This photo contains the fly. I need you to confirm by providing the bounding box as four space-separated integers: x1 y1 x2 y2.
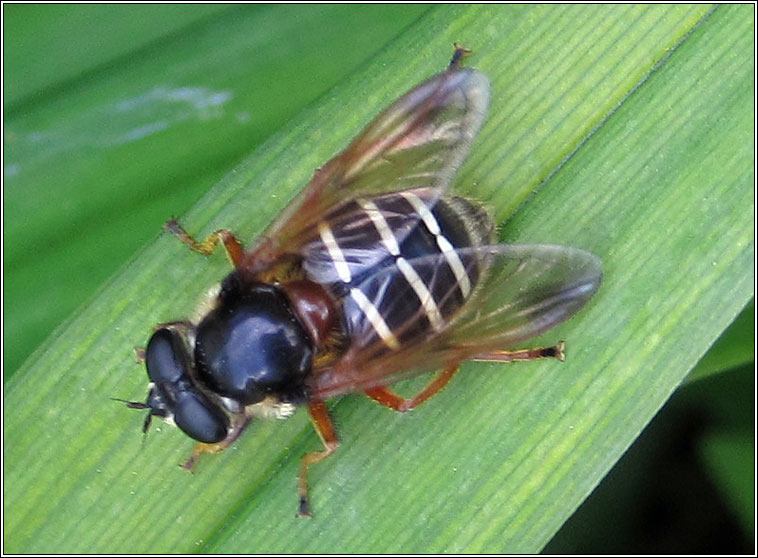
118 44 602 517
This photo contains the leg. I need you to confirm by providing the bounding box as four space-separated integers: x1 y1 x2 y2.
298 400 339 517
449 43 472 71
180 415 252 472
133 346 146 363
364 365 459 412
473 341 565 363
364 342 564 413
164 217 244 267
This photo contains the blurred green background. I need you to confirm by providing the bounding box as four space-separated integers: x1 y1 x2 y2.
4 4 753 553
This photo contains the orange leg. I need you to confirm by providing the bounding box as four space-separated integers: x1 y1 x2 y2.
298 400 340 517
365 342 565 413
180 415 253 472
164 217 245 267
364 365 460 412
473 341 565 363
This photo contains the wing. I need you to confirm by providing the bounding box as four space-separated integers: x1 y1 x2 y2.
307 244 602 399
240 65 490 273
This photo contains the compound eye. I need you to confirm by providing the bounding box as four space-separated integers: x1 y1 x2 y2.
145 328 191 385
173 391 230 443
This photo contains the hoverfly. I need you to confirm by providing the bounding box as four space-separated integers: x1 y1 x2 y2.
119 45 602 517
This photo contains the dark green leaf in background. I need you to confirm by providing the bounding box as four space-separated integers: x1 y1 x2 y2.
4 3 429 376
546 364 754 554
3 4 754 553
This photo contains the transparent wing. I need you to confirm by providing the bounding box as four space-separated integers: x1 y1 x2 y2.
308 244 602 399
441 244 603 349
242 66 490 272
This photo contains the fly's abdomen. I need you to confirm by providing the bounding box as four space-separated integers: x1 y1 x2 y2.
303 189 494 351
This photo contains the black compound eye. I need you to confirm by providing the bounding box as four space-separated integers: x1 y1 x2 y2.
173 391 229 443
145 328 191 386
142 327 229 443
195 282 314 405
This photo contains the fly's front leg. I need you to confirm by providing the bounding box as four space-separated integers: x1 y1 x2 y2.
164 217 245 267
298 400 339 517
180 415 252 472
364 365 459 412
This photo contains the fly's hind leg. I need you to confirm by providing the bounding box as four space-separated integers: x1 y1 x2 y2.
449 43 472 71
164 217 244 267
364 342 565 413
364 365 460 412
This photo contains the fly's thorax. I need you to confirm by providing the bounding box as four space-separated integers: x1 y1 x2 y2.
193 273 315 406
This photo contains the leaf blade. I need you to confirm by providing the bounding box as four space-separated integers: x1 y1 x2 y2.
4 4 752 554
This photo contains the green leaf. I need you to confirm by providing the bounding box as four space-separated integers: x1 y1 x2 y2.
687 299 754 382
545 362 754 553
700 432 755 536
3 4 231 107
3 4 429 375
4 4 753 553
693 363 755 539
